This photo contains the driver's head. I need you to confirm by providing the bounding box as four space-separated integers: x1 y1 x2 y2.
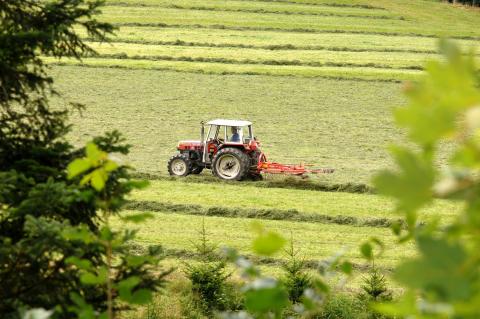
231 126 239 134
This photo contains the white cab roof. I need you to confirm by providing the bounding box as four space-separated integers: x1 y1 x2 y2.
207 119 252 126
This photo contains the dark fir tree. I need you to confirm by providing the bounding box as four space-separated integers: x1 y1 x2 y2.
0 1 168 318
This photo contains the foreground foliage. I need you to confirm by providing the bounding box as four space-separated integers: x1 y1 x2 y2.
0 0 168 317
373 41 480 317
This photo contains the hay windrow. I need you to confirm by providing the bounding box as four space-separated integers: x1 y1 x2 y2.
124 200 401 228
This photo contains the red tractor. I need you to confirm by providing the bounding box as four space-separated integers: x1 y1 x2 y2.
168 119 333 181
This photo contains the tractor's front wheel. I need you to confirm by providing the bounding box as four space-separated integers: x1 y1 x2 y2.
212 148 250 181
167 154 192 177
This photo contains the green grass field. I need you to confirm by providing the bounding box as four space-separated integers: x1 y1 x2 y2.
51 65 407 184
48 0 479 313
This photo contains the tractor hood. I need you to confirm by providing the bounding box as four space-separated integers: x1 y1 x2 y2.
177 140 203 151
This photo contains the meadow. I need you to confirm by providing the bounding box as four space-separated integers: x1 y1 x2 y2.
45 0 480 316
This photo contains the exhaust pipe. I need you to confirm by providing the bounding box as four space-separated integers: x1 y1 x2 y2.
200 121 206 164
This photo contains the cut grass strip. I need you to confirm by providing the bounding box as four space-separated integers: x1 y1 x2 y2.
81 26 480 54
45 57 422 82
107 0 387 11
230 0 387 10
105 1 402 20
101 6 480 39
113 22 480 41
100 6 409 34
114 210 415 269
86 38 442 55
92 53 425 71
125 200 402 228
86 42 444 70
130 180 460 223
131 172 375 194
130 245 392 272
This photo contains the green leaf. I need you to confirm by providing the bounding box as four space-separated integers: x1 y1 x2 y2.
373 291 418 316
244 279 289 315
252 230 286 256
126 255 149 267
374 146 435 213
103 160 118 172
130 289 153 305
118 276 141 302
67 158 91 179
313 278 330 293
65 257 92 270
340 261 353 275
80 267 107 285
62 226 96 244
394 236 471 301
90 169 107 191
390 221 402 236
360 242 373 260
85 142 104 164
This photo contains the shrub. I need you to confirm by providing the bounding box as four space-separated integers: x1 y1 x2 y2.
357 261 392 319
184 220 234 315
359 266 392 303
185 262 231 313
281 238 312 303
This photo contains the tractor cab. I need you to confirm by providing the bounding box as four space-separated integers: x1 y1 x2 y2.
201 119 257 163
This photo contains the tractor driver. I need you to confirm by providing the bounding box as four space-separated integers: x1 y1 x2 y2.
230 126 241 142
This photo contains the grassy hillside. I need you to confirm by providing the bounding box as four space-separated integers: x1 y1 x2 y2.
48 1 478 308
51 66 406 184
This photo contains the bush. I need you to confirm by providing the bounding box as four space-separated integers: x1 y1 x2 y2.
281 239 312 303
184 220 237 315
357 263 392 319
358 266 392 303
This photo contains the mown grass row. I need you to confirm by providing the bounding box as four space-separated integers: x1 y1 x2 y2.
125 200 401 228
100 5 480 39
132 172 374 194
84 41 442 70
86 38 444 55
46 58 420 82
130 244 392 272
101 7 409 35
78 26 480 54
91 53 425 71
106 0 388 11
106 2 402 20
112 22 480 41
114 210 415 269
232 0 385 10
129 180 460 223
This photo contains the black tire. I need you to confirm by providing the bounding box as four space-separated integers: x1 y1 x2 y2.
212 148 250 181
191 165 204 174
167 154 192 177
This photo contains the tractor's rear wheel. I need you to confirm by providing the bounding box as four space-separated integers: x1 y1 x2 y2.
212 148 250 181
167 154 192 177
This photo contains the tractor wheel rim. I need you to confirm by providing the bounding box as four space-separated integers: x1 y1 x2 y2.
171 159 187 175
216 154 241 179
